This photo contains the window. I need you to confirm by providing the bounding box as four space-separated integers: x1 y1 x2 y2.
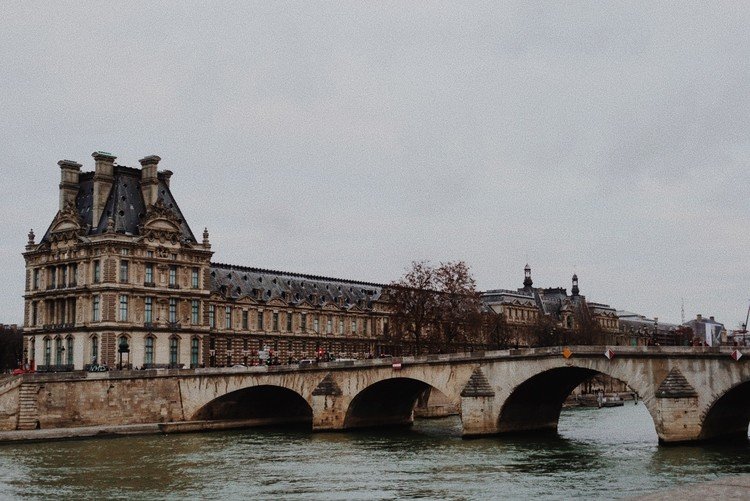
44 338 51 366
93 260 100 283
61 267 68 287
145 336 154 365
208 305 215 328
169 266 177 287
92 295 100 322
90 336 98 365
145 263 154 284
169 298 177 323
191 268 199 288
191 300 199 325
55 337 63 365
169 337 179 365
225 306 232 329
66 337 73 365
339 318 344 335
121 248 129 256
120 260 129 283
145 297 153 323
257 311 264 330
31 302 38 326
33 269 40 290
327 317 332 334
191 338 199 366
286 312 292 332
70 264 77 285
146 250 153 258
363 319 368 335
242 310 248 330
49 266 56 288
301 313 307 332
273 312 279 331
119 295 128 322
352 319 357 334
313 316 319 333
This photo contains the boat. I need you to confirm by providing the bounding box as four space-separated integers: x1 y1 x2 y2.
599 395 624 408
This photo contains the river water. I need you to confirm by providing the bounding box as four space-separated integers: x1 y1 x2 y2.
0 403 747 500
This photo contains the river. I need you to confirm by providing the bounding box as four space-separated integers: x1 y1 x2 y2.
0 403 747 500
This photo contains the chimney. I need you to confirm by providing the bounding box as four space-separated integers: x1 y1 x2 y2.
91 151 116 227
139 155 161 207
58 160 82 210
161 169 173 188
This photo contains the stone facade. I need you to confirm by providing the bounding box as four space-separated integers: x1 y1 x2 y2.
23 153 392 371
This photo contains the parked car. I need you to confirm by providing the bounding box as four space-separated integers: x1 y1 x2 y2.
298 359 316 368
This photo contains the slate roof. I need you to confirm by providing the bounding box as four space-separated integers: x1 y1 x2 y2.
209 263 383 309
41 166 196 244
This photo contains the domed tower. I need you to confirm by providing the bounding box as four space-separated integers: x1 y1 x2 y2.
523 264 533 291
571 274 580 296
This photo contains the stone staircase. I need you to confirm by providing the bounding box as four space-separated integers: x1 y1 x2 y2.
16 384 40 430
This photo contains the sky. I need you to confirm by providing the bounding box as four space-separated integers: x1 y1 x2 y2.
1 2 748 327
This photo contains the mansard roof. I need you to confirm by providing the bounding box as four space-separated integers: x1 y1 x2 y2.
41 166 196 244
209 263 384 310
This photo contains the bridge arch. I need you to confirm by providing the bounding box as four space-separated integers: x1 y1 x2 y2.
496 364 657 436
699 379 750 441
344 376 452 429
192 384 312 427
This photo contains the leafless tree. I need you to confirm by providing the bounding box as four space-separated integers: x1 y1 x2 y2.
388 261 439 353
435 261 481 347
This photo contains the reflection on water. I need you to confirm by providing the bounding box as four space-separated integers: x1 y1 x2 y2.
0 403 747 500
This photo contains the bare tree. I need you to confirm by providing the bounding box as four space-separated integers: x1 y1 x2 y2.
435 261 481 347
388 261 439 354
483 311 513 349
533 316 561 347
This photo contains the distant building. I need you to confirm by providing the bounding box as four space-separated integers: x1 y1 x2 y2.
616 312 680 346
684 314 725 347
481 266 619 346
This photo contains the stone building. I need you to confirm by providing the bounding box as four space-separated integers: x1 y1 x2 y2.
22 153 391 371
481 265 620 346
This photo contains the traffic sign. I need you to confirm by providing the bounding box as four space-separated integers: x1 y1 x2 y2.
562 347 572 359
731 349 743 361
604 349 615 360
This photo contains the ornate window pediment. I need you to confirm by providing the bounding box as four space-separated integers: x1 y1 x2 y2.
48 201 85 242
139 199 182 243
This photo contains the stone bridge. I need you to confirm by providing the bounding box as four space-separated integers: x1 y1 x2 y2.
1 346 748 444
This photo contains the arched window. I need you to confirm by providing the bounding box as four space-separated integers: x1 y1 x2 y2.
90 335 99 365
55 337 63 366
191 337 200 367
144 336 155 366
44 337 51 366
169 337 179 366
66 336 74 366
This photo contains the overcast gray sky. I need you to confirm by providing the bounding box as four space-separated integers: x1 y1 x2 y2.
1 2 748 327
